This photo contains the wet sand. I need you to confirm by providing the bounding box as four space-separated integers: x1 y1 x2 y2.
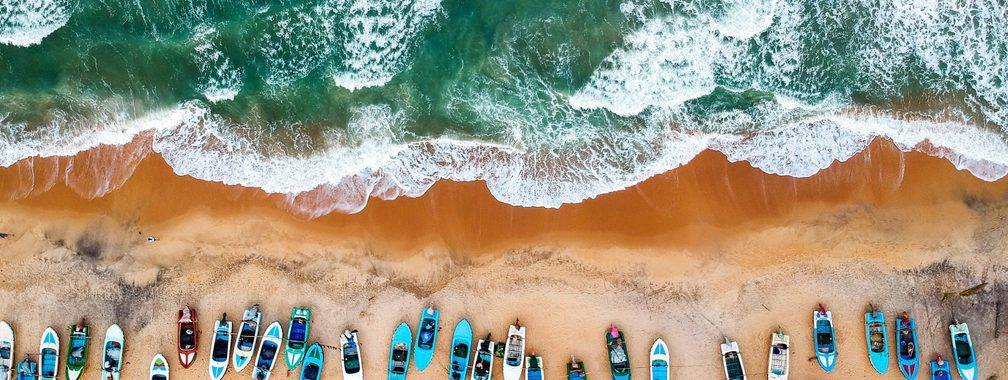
0 137 1006 379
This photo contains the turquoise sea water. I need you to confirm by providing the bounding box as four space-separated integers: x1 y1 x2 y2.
1 0 1006 215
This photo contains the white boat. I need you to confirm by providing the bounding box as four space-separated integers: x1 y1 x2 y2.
502 323 526 380
721 337 747 380
0 321 13 380
649 338 669 380
149 353 169 380
471 335 495 380
38 328 59 380
101 324 125 380
208 314 232 380
339 330 364 380
233 304 262 372
251 322 283 380
767 328 790 380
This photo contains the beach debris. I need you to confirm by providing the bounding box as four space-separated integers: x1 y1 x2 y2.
147 236 157 243
942 282 988 301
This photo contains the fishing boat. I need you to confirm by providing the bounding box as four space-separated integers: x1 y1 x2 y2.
502 321 526 380
177 305 198 368
17 354 36 380
340 328 364 378
38 328 58 380
649 339 669 380
813 305 838 372
299 343 324 380
566 356 586 380
930 354 951 380
470 334 494 380
150 353 169 380
0 322 12 380
233 304 262 372
208 314 232 380
65 319 88 380
388 322 413 380
251 321 283 380
605 325 630 380
449 319 473 380
101 324 124 380
767 328 789 380
339 329 364 380
865 306 889 374
721 337 746 380
948 321 977 380
413 307 439 372
896 312 919 379
285 307 312 370
526 354 544 380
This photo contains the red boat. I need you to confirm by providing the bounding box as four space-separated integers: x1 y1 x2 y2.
177 305 198 368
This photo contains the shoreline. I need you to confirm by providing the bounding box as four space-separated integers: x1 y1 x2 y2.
0 138 1005 379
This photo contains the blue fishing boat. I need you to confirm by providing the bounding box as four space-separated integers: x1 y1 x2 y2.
864 306 888 374
298 343 324 380
525 354 544 380
813 304 837 372
17 354 36 380
649 339 669 380
929 355 951 380
896 313 920 379
449 319 473 380
948 321 977 380
388 322 413 380
413 307 439 372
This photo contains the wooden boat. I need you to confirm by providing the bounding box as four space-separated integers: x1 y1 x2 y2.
450 320 473 380
298 343 324 380
177 305 198 368
649 339 669 380
413 307 439 372
284 307 312 370
251 321 283 380
929 354 951 380
566 356 586 380
233 304 262 372
208 314 232 380
150 353 169 380
101 324 124 380
865 306 889 374
526 354 544 380
388 322 413 380
948 321 977 380
38 328 58 380
65 320 89 380
896 312 919 379
721 337 746 380
0 322 14 380
767 328 789 380
470 334 494 380
339 329 364 380
605 325 630 380
813 305 837 372
17 354 36 380
502 321 526 380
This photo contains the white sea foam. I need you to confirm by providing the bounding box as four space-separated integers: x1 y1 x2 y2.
193 27 243 102
329 0 442 91
0 0 73 46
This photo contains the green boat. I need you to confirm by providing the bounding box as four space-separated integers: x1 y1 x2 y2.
284 307 312 370
65 319 89 380
606 325 630 380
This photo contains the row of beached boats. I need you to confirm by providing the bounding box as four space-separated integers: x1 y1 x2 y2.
0 319 123 380
720 304 980 380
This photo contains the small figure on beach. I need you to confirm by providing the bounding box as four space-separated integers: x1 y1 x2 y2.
147 236 157 243
0 232 8 239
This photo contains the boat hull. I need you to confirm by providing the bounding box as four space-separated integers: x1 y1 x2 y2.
649 339 669 380
389 322 413 380
65 324 88 380
413 308 439 372
948 323 977 380
177 307 198 369
232 306 262 373
605 327 630 380
208 319 232 380
502 325 526 380
721 340 747 380
470 339 494 380
896 317 919 379
298 343 324 380
339 330 364 380
526 356 544 380
0 322 12 380
767 332 789 380
101 324 124 380
930 358 952 380
38 328 59 380
150 353 169 380
251 322 284 380
284 307 312 371
865 311 889 375
814 310 838 372
449 320 473 380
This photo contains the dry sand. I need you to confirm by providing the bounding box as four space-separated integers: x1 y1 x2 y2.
0 137 1006 379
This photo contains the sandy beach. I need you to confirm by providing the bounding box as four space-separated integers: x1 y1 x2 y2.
0 137 1006 379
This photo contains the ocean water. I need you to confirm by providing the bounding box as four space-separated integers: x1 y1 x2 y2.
1 0 1006 216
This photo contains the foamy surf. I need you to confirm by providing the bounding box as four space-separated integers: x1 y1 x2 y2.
0 0 73 46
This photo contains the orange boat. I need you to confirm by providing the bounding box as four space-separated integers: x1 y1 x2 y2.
178 305 198 368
